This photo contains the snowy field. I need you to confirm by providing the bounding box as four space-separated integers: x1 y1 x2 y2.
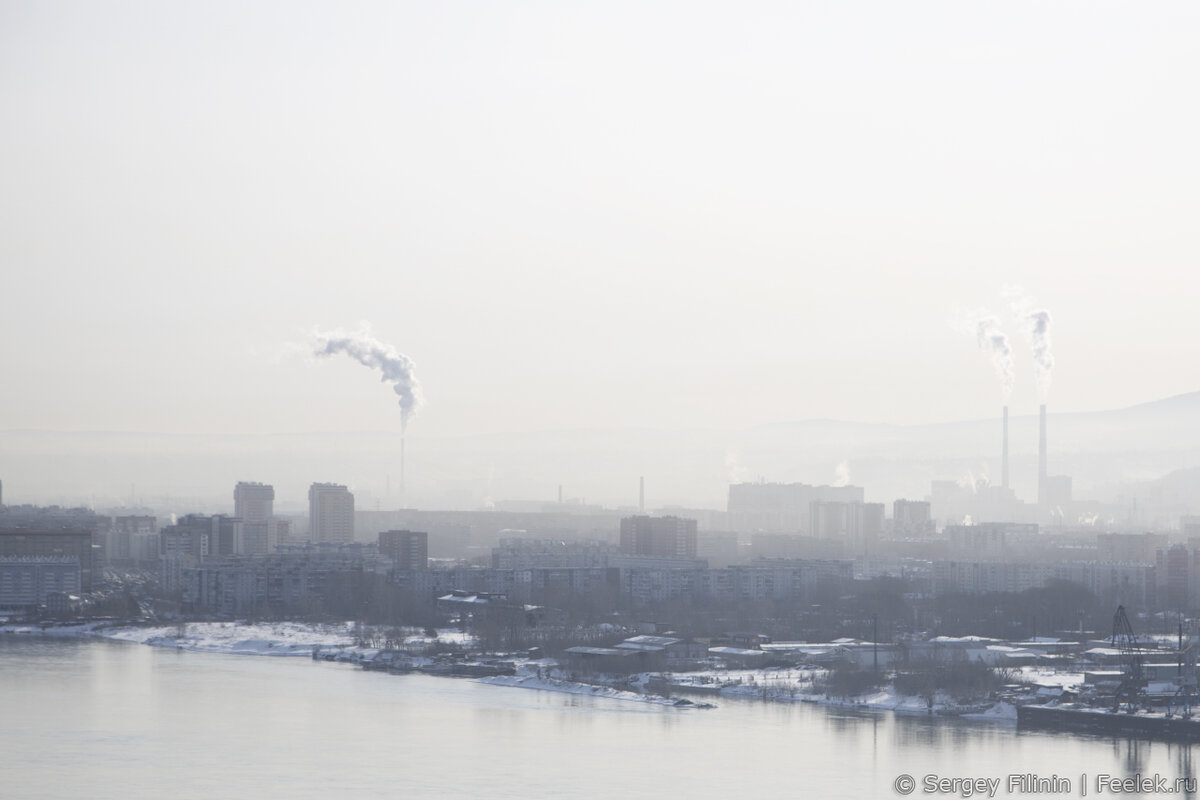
1017 666 1084 689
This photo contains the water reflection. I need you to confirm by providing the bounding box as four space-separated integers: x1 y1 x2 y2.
9 638 1200 800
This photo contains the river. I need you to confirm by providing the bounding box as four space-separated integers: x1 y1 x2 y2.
2 637 1198 799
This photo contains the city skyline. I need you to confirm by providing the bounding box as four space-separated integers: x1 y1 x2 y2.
3 387 1200 513
7 4 1200 795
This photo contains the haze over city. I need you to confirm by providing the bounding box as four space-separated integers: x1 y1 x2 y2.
8 3 1200 798
3 2 1198 444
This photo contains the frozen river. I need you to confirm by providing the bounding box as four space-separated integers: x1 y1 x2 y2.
3 637 1199 799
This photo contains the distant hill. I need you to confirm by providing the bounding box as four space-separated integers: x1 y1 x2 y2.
3 392 1200 514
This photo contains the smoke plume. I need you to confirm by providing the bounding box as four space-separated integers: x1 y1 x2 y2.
974 315 1015 402
1022 308 1054 399
311 325 423 431
724 453 748 484
954 309 1015 401
1005 288 1055 400
833 459 851 487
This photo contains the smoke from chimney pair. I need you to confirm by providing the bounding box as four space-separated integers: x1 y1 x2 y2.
961 292 1056 499
961 294 1055 403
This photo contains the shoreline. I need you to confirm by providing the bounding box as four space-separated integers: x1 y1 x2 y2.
0 619 1027 720
477 673 714 708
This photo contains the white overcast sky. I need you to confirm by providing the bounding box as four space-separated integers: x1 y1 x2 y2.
2 1 1198 440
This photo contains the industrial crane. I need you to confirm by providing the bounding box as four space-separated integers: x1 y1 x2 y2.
1111 605 1147 712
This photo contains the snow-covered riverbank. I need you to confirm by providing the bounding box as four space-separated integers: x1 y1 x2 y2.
478 673 714 708
102 621 359 655
0 621 1048 722
0 620 472 659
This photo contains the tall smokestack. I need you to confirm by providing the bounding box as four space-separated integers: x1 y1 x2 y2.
1038 404 1047 504
558 485 563 505
639 476 645 511
400 438 406 497
1002 406 1010 490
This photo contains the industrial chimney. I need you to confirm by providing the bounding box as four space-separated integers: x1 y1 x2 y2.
639 476 645 511
1038 404 1047 504
1001 406 1010 491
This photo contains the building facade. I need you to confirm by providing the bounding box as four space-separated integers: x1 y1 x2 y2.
619 515 698 558
0 556 81 609
309 483 354 544
234 482 275 556
893 499 934 536
0 529 94 591
378 530 428 570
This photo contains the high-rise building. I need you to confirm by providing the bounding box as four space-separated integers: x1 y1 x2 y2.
309 483 354 544
809 501 884 551
849 502 885 552
619 515 697 558
893 499 934 536
104 515 157 564
269 518 292 548
378 530 428 570
1157 544 1193 609
234 482 275 555
160 514 238 559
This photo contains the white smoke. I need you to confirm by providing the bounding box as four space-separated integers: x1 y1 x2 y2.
724 453 748 484
311 324 423 431
833 459 850 487
975 315 1015 402
955 468 991 494
954 309 1015 402
1004 287 1055 401
1023 308 1054 399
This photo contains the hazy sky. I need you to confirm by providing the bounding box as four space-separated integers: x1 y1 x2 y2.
3 1 1198 441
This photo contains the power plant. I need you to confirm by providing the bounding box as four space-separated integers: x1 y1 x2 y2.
963 299 1062 522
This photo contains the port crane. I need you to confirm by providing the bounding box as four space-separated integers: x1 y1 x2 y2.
1111 605 1147 712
